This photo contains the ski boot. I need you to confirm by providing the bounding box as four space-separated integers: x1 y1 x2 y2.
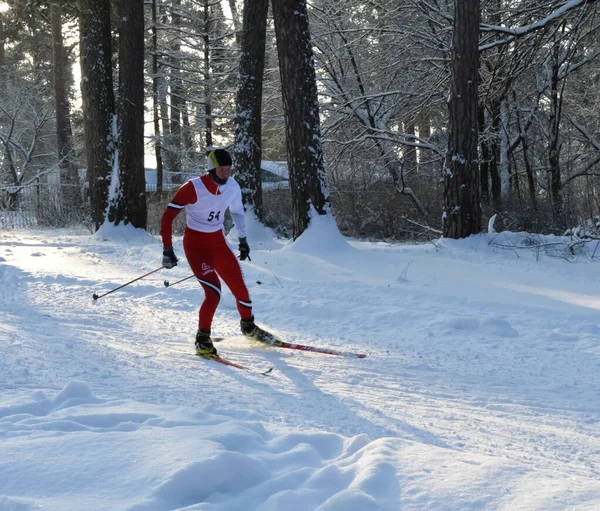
240 316 276 344
195 329 218 358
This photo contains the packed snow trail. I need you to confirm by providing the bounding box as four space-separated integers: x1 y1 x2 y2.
1 224 599 510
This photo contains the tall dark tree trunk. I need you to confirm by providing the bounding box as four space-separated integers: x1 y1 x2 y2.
159 3 171 185
113 0 147 228
234 0 268 220
0 14 7 181
480 0 503 213
443 0 481 238
478 101 501 212
478 105 490 205
203 0 213 148
0 15 5 89
548 41 563 226
167 0 183 182
51 4 76 187
182 105 195 162
513 90 537 212
79 0 115 230
151 0 164 192
489 100 502 211
272 0 331 239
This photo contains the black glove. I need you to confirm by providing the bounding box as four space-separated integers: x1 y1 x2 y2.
162 247 178 269
238 237 251 261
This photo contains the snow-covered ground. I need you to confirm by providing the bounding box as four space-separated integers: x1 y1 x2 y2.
1 217 600 510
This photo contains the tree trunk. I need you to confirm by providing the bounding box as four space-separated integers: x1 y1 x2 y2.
113 0 147 228
416 111 431 176
272 0 331 239
182 105 195 163
151 0 164 193
548 41 563 226
0 15 5 89
513 90 537 212
79 0 115 230
159 3 171 185
478 104 490 205
234 0 269 220
51 4 76 185
0 15 8 180
499 98 510 198
404 121 417 175
227 0 243 47
443 0 481 239
203 0 213 148
167 0 183 182
489 100 502 211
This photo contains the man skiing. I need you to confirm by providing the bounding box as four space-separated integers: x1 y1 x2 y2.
160 148 268 357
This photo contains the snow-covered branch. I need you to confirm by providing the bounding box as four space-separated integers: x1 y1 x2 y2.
480 0 597 50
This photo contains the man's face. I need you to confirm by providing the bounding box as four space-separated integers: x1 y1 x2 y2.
215 165 231 182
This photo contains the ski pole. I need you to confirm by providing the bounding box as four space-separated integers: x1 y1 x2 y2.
164 274 196 288
92 266 164 300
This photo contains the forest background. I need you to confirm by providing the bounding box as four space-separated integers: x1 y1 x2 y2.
1 0 600 242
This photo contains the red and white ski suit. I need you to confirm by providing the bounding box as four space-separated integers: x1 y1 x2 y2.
160 174 252 330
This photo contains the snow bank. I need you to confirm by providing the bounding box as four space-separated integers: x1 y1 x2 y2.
226 210 281 252
94 222 156 246
0 383 400 511
285 212 354 257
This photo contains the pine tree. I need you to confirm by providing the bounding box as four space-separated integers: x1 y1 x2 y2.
79 0 115 230
112 0 147 228
272 0 331 239
443 0 482 239
234 0 269 220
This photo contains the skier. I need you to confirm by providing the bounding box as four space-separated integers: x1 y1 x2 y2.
160 148 269 357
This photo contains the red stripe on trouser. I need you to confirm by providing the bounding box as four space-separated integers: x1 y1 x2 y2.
183 228 252 330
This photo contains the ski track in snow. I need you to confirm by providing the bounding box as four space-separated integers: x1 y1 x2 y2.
1 227 600 510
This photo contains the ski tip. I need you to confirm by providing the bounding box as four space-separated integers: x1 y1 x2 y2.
356 353 368 359
262 367 274 376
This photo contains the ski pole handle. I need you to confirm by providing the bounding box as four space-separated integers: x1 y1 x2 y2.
92 266 164 300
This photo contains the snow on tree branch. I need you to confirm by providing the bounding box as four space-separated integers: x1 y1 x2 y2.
481 0 595 37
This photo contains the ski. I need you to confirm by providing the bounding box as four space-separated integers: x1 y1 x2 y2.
168 349 273 375
210 332 367 358
204 354 274 375
241 331 368 358
261 338 367 358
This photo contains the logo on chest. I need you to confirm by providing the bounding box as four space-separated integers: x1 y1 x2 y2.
201 262 214 275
